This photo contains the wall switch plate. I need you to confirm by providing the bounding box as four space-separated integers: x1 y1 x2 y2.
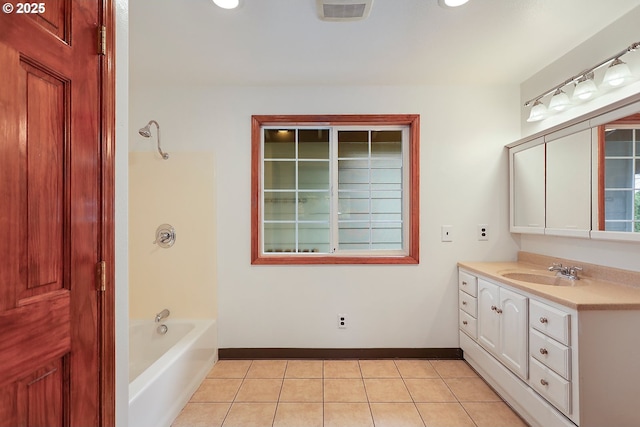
441 225 453 242
338 314 347 329
478 224 489 241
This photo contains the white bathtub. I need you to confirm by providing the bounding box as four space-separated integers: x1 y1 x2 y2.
129 319 217 427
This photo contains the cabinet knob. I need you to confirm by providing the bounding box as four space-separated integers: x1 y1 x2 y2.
491 305 497 311
539 348 548 355
462 301 467 305
539 317 548 324
540 379 549 386
495 308 503 314
462 281 467 286
462 320 468 325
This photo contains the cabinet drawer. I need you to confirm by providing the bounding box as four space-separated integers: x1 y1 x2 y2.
459 291 477 317
529 357 571 415
530 329 571 380
459 310 477 339
530 299 570 345
459 271 478 297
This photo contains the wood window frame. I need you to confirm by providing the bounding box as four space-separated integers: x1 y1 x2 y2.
251 114 420 265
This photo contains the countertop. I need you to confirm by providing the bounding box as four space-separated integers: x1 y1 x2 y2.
458 252 640 311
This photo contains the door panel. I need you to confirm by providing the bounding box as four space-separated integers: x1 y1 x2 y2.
500 288 528 379
0 1 102 425
477 279 499 355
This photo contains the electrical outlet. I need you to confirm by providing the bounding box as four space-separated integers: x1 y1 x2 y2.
337 314 347 329
441 225 453 242
478 224 489 241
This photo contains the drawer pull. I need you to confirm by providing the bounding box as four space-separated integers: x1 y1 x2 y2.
462 320 468 325
539 317 548 324
462 281 467 286
462 301 467 305
539 348 548 355
540 379 549 386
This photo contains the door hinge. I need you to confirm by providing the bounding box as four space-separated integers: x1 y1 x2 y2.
97 261 106 292
98 25 106 56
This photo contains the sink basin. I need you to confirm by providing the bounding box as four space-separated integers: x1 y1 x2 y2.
501 272 581 286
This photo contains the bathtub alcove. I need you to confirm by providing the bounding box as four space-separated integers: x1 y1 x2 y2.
128 151 218 426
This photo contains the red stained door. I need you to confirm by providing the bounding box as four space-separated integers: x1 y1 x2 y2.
0 0 106 425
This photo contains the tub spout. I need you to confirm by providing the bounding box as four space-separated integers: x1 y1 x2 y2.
155 309 170 323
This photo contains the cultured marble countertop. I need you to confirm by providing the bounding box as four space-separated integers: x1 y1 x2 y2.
458 252 640 311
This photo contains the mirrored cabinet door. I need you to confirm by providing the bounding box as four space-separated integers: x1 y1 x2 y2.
546 128 592 237
510 140 545 234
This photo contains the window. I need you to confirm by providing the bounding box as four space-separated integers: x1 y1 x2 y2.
251 115 419 264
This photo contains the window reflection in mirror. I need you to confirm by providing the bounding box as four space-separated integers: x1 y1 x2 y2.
599 113 640 232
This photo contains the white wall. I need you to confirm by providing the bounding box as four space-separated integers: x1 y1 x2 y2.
518 6 640 272
129 84 521 349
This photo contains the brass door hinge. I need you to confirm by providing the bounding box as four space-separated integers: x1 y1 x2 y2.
97 261 106 292
98 25 106 56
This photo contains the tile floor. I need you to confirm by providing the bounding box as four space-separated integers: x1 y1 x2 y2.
172 359 528 427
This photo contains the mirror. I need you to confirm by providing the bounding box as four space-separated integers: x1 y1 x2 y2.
510 141 545 233
596 113 640 233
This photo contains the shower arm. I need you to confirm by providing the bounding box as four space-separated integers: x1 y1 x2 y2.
149 120 169 160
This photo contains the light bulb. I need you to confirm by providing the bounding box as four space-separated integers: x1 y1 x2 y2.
438 0 470 7
526 100 548 122
602 58 632 88
548 89 571 112
573 74 597 101
213 0 239 9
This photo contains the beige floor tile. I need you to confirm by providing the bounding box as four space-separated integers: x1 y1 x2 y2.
191 379 243 402
235 379 283 402
404 379 457 403
324 378 368 402
461 402 528 427
324 403 374 427
285 360 323 378
415 402 475 427
323 360 362 378
245 360 287 378
222 403 277 427
370 403 426 427
207 360 252 379
272 403 323 427
364 378 412 402
359 360 401 378
395 360 439 378
279 379 323 402
172 403 231 427
430 360 478 378
444 377 500 402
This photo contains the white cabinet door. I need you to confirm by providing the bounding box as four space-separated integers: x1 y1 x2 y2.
478 279 500 355
500 288 528 379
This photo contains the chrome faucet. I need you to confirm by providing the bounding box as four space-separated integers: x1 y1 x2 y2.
155 308 170 323
548 263 582 280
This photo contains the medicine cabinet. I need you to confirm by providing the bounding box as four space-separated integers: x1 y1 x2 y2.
509 95 640 242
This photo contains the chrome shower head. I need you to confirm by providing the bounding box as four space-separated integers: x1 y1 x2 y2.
138 124 152 138
138 120 169 160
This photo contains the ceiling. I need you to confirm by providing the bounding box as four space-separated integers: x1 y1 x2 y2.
129 0 640 87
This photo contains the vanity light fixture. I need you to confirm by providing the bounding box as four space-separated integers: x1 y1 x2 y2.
438 0 470 7
524 41 640 121
548 88 571 112
212 0 239 9
572 73 598 101
526 99 548 122
602 57 632 88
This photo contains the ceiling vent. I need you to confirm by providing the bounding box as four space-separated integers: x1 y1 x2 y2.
317 0 373 22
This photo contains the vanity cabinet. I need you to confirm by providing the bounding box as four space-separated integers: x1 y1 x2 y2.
459 267 640 427
477 279 528 380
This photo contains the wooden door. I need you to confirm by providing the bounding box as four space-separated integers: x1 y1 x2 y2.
0 0 108 425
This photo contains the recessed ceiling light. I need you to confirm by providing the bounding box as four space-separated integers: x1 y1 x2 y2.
213 0 239 9
438 0 470 7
